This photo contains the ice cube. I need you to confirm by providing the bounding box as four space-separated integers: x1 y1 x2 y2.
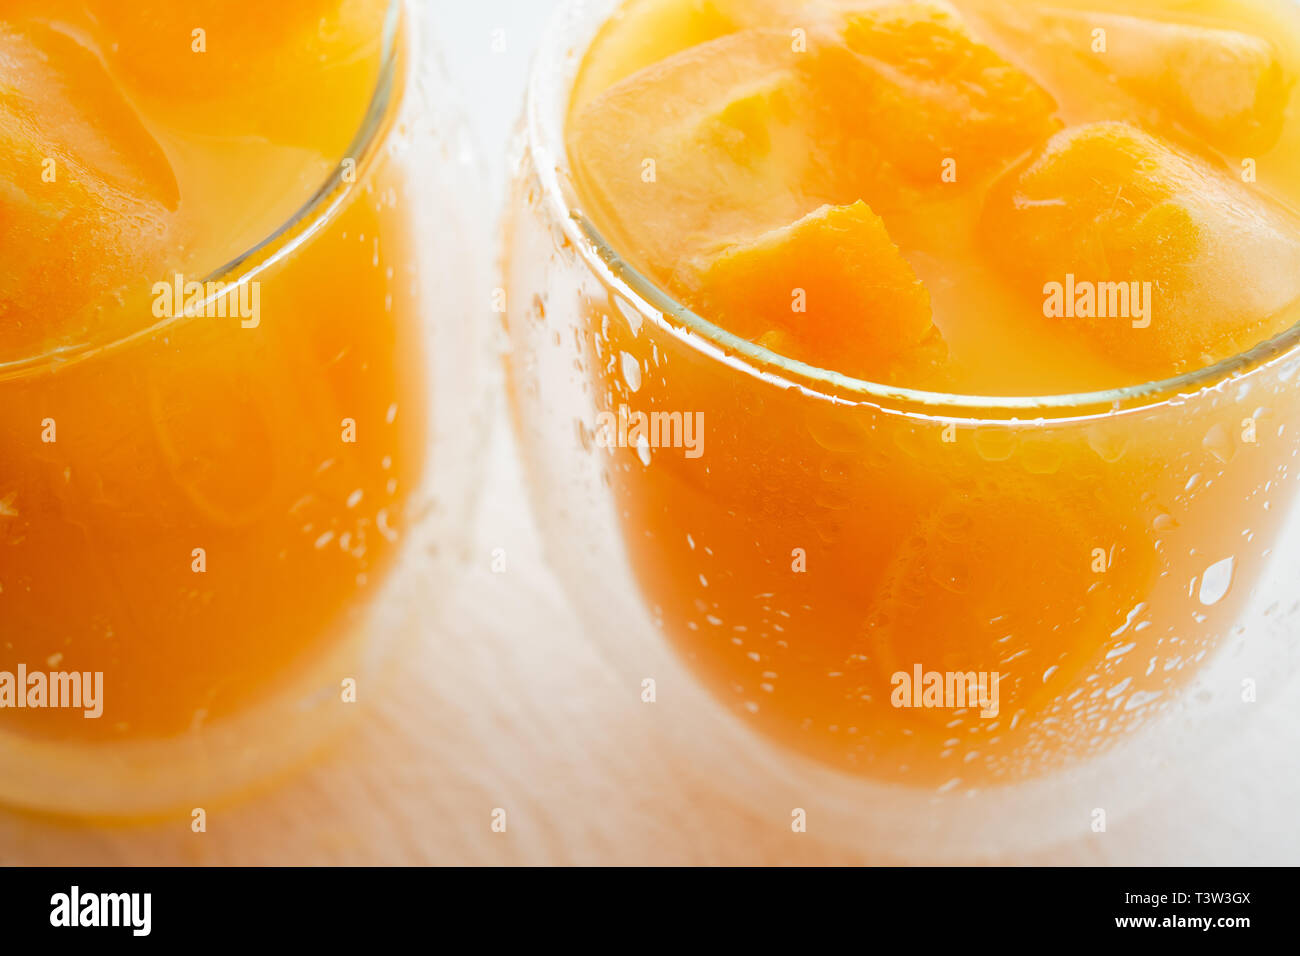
0 21 178 355
982 121 1300 376
570 0 817 110
981 5 1291 151
88 0 388 153
568 29 838 287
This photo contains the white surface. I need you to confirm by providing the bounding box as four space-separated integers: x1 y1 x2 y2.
436 0 556 215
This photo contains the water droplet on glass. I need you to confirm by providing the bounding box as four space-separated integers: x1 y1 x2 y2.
1020 440 1063 475
620 351 642 393
1198 557 1235 606
1203 424 1235 463
614 295 644 336
1105 676 1133 699
1086 427 1128 463
1153 511 1179 532
974 429 1017 462
1111 603 1145 637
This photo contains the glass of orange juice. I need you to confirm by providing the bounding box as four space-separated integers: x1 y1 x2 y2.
505 0 1300 857
0 0 489 816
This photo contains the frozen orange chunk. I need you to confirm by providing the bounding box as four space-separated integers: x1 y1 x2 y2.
687 202 940 380
0 21 178 356
571 0 740 112
568 30 835 286
87 0 388 155
802 0 1061 188
1007 7 1291 151
982 122 1300 376
570 0 813 109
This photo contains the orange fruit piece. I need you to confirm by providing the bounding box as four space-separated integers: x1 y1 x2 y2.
690 201 940 381
858 477 1156 779
802 0 1061 188
0 20 178 358
86 0 388 155
982 121 1300 377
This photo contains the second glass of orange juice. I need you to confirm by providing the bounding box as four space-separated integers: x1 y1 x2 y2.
0 0 489 816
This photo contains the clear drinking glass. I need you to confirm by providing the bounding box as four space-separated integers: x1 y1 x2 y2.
0 0 490 817
504 0 1300 859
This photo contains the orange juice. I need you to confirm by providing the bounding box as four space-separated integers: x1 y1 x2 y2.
0 0 428 758
562 0 1300 785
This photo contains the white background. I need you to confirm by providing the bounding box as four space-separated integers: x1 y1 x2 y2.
437 0 559 207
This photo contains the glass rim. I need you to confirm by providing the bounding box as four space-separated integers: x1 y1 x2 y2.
528 0 1300 423
0 0 403 383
